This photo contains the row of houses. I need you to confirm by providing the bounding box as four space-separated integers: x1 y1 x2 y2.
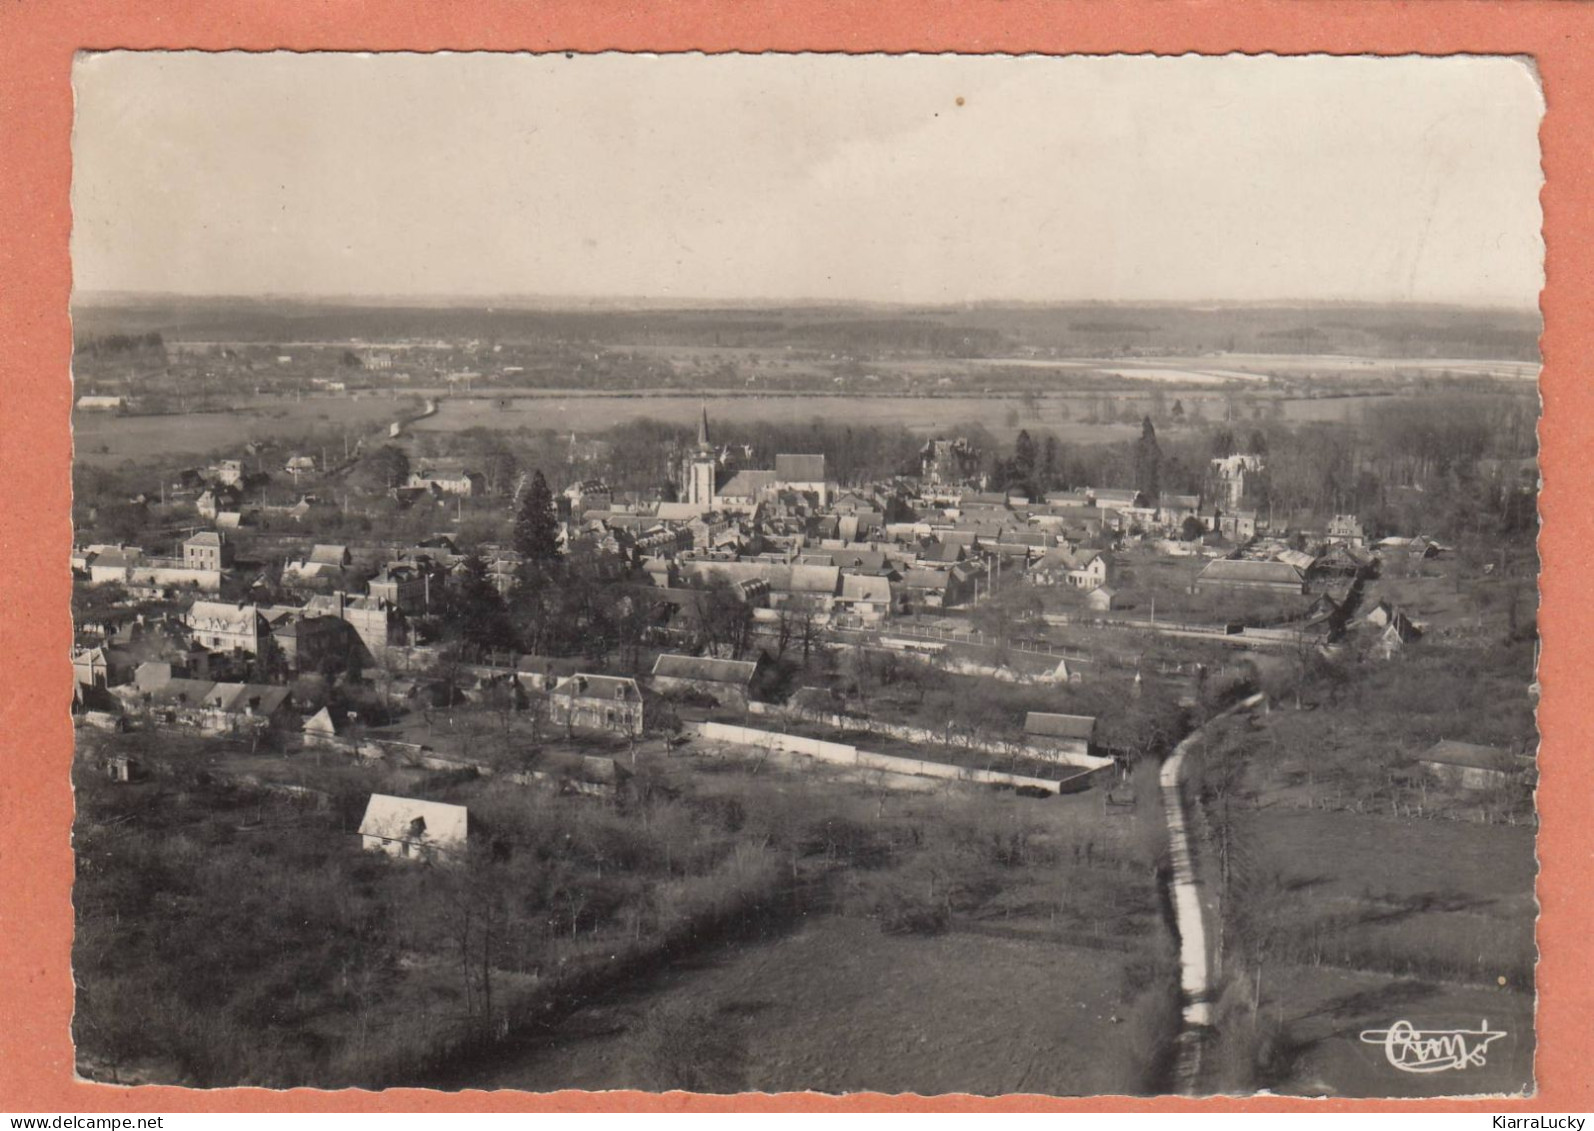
73 532 235 594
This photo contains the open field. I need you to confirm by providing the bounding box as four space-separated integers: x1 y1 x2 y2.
70 386 1470 466
1236 806 1536 1096
71 296 1542 364
410 392 1148 446
73 395 409 466
452 912 1153 1096
406 388 1426 443
424 741 1173 1094
74 715 1172 1091
1244 806 1536 973
1260 966 1534 1098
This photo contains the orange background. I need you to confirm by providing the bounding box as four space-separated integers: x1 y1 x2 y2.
2 1 1588 1113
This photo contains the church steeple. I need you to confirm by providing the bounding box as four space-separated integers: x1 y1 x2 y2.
682 402 718 508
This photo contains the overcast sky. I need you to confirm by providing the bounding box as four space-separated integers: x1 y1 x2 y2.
71 52 1544 308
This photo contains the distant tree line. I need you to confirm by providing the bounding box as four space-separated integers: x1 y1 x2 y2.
75 331 166 359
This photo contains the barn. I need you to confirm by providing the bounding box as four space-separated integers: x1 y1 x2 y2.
651 653 764 710
1193 558 1306 594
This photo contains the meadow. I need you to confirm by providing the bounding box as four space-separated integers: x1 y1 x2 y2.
455 913 1155 1096
438 749 1175 1095
73 722 1176 1093
409 392 1146 445
1234 807 1537 1098
73 395 410 466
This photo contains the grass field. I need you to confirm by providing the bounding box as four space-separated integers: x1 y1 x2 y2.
72 373 1529 464
422 739 1172 1095
455 913 1152 1096
1260 965 1534 1098
1236 806 1536 1096
73 396 407 466
405 388 1407 444
409 391 1147 445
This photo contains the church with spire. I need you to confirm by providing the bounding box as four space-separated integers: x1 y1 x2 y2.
681 403 718 508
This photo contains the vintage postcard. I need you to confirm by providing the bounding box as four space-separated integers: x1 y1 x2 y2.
57 50 1544 1099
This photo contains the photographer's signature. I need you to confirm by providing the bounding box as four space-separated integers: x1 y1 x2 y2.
1359 1020 1507 1073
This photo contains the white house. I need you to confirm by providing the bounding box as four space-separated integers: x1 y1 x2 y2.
1027 547 1110 591
358 794 469 862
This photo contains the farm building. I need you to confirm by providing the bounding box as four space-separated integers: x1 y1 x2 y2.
652 653 764 710
1193 558 1306 594
548 673 644 737
358 794 469 863
1023 712 1098 759
1085 585 1121 612
1419 741 1514 791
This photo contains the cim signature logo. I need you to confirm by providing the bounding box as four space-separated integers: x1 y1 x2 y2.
1359 1020 1508 1073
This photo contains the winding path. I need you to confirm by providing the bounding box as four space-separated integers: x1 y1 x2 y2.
1161 692 1267 1093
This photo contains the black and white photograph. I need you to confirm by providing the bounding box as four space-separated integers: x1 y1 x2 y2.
67 52 1542 1097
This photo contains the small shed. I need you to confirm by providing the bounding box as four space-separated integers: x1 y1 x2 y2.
106 754 143 783
1085 585 1120 612
302 705 356 749
1419 741 1512 791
